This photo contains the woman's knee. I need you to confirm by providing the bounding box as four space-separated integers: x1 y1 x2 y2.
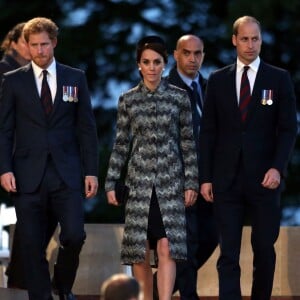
157 238 171 259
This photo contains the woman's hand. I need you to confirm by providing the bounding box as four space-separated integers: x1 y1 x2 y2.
184 189 198 207
106 190 119 206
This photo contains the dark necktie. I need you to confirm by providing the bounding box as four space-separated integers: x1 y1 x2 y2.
41 70 53 115
190 81 202 143
239 66 251 122
191 81 203 112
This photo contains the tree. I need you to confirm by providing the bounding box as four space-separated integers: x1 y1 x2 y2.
0 0 299 223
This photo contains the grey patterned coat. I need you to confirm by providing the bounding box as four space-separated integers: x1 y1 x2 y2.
105 79 199 265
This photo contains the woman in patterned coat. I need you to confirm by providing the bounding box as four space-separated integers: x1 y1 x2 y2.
105 36 199 300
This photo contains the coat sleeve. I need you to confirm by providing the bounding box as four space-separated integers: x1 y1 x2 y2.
272 69 297 176
0 74 15 174
76 70 99 177
198 72 218 184
179 91 199 191
105 95 131 191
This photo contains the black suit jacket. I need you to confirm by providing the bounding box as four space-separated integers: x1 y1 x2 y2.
167 66 207 172
0 62 98 193
199 61 297 192
167 66 207 102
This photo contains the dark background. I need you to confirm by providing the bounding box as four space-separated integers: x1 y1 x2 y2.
0 0 299 224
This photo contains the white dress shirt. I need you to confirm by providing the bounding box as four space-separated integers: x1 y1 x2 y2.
32 59 57 103
236 56 260 104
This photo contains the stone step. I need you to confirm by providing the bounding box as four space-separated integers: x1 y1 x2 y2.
1 225 300 297
0 288 299 300
77 297 300 300
77 295 300 300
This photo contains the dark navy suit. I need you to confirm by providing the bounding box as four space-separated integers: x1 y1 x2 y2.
0 62 98 300
199 61 297 300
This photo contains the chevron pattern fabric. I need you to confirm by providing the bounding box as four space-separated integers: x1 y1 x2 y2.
105 79 199 264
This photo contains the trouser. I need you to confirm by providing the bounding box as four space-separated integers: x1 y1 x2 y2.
13 158 85 300
214 168 281 300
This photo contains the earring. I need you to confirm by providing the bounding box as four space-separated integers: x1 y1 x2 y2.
138 67 141 71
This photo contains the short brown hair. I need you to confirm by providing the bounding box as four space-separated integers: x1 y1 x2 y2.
233 16 261 36
23 17 58 42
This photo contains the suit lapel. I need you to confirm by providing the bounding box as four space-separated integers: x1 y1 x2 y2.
244 62 265 124
51 63 63 116
23 65 45 117
226 64 242 122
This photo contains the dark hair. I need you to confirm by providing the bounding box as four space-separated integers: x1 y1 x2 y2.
136 35 168 63
1 22 26 53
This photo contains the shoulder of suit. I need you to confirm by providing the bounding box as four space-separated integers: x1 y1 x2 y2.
207 64 235 80
167 67 189 90
0 60 12 74
259 61 289 74
56 62 85 75
1 63 29 79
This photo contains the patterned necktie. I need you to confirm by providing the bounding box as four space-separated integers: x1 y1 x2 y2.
239 66 251 122
41 70 53 115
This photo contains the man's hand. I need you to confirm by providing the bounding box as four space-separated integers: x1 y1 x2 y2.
85 176 98 198
261 168 281 189
0 172 17 193
200 182 213 202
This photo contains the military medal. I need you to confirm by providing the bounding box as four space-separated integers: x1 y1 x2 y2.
63 86 68 101
261 89 273 105
266 89 273 105
261 90 267 105
62 85 78 102
73 86 78 102
68 86 74 102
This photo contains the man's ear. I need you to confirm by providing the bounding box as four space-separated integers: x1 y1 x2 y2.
52 37 58 48
232 35 237 47
173 50 178 62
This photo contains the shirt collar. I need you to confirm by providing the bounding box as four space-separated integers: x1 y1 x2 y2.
177 69 200 88
31 58 56 79
236 56 260 73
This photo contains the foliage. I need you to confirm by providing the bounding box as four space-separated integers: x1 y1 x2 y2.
0 0 299 223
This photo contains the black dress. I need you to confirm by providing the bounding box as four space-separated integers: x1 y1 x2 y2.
147 187 166 250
